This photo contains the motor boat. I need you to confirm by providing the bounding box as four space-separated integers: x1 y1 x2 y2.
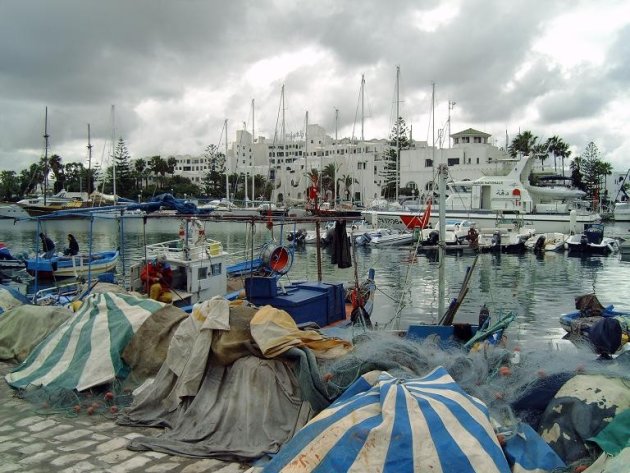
566 223 619 256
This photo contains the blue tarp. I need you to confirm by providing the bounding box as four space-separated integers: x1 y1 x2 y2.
263 367 511 472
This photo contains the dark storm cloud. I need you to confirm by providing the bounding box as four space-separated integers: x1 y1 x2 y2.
0 0 628 171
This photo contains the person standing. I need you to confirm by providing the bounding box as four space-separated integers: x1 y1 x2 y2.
39 233 56 259
63 234 80 256
140 255 173 303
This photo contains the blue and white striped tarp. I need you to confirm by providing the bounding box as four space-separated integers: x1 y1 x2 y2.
263 367 510 473
5 292 164 391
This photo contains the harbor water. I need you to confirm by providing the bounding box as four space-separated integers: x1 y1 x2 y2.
1 216 630 350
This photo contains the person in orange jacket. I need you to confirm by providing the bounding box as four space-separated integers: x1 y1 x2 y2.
140 255 173 303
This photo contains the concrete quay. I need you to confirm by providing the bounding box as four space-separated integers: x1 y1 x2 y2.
0 362 247 473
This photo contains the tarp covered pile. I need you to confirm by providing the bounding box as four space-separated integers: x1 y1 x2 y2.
0 284 29 315
120 298 353 461
5 292 175 391
0 305 71 363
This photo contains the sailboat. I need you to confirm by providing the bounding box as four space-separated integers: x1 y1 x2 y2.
17 108 86 217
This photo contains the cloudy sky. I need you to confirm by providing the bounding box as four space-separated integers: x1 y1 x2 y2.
1 0 629 173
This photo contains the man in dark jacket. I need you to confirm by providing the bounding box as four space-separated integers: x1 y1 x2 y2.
63 234 80 256
39 233 56 258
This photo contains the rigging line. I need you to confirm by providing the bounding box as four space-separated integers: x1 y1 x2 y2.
351 76 363 142
393 225 428 324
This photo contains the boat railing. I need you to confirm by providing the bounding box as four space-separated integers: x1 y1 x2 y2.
145 238 224 262
31 281 83 305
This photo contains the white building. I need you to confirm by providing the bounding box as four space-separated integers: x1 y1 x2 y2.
167 125 626 207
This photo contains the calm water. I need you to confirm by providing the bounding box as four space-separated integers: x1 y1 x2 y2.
1 216 629 347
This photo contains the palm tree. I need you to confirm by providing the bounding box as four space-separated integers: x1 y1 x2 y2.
546 136 571 175
134 158 147 190
148 155 166 188
321 163 340 203
339 174 358 202
167 156 178 177
508 131 538 158
47 154 66 192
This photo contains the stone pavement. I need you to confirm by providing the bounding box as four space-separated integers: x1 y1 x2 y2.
0 362 248 473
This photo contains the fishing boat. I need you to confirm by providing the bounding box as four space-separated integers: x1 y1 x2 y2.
367 230 413 247
565 223 619 256
128 217 375 327
16 190 86 217
25 250 119 279
525 232 568 252
0 243 26 271
559 293 630 338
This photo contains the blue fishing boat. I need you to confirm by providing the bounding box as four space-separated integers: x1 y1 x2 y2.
25 250 119 280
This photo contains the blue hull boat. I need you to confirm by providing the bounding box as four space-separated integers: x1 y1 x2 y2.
26 250 119 280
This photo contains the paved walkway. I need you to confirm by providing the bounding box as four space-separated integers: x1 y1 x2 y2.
0 362 247 473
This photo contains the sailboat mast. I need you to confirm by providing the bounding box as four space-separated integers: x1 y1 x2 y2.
395 66 400 202
251 98 255 202
87 123 92 195
305 111 309 176
361 74 365 142
281 85 287 203
435 82 446 319
224 119 229 202
243 121 248 204
448 100 455 148
111 105 117 203
43 106 49 205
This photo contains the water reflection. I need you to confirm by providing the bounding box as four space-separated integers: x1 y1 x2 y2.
1 217 629 345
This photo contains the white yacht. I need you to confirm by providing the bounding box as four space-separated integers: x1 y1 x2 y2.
613 202 630 222
363 156 600 234
0 204 30 219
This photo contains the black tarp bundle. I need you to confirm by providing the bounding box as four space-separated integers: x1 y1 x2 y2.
330 220 352 269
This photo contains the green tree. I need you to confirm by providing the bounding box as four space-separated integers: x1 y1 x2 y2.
570 156 585 192
0 170 20 200
148 155 167 188
201 145 226 197
381 117 410 199
546 135 571 175
579 142 613 209
338 174 358 201
166 156 178 177
508 130 538 158
112 138 134 197
133 158 147 189
20 163 44 196
203 145 225 173
63 162 86 193
253 174 269 200
48 154 66 192
165 175 201 197
321 162 340 203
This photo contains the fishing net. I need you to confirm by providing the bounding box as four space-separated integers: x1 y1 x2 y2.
13 375 140 419
316 329 630 430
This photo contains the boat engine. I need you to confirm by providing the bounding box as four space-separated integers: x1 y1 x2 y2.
491 231 502 247
426 230 439 246
534 235 546 252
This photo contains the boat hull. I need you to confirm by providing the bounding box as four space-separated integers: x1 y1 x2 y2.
362 209 601 234
26 251 119 279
